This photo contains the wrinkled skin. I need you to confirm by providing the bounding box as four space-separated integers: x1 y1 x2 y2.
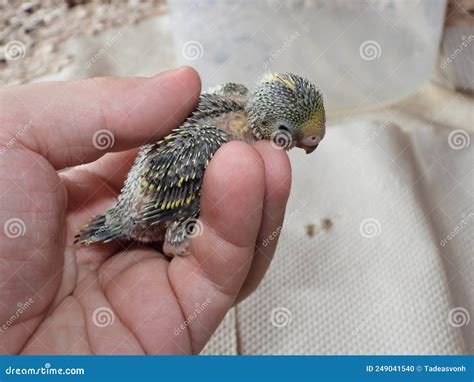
0 67 291 354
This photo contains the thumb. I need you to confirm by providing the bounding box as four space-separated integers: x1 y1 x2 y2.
0 67 201 170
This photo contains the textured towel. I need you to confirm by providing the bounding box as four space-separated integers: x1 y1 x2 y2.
204 120 473 355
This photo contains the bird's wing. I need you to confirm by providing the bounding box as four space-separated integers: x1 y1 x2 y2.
206 82 248 99
136 124 229 225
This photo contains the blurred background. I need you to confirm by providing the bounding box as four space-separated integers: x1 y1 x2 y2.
1 0 473 355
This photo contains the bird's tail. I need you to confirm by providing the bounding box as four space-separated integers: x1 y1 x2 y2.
74 213 122 245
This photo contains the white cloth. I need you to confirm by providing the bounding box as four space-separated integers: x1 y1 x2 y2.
204 120 473 355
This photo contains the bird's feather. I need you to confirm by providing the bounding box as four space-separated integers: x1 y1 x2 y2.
136 124 229 225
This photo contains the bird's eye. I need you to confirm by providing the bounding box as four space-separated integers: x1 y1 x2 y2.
301 135 321 146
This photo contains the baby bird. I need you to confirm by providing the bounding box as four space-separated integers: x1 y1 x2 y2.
75 73 326 257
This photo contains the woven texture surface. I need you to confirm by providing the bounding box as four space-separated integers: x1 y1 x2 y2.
204 120 472 354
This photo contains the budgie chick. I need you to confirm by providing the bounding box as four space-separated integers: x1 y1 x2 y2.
75 73 326 257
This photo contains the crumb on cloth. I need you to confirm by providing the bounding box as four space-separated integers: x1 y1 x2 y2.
305 218 332 238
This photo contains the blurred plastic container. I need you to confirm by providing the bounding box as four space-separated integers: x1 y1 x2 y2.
169 0 447 112
439 0 474 94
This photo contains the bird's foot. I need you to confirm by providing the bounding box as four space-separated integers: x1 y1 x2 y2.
163 238 192 258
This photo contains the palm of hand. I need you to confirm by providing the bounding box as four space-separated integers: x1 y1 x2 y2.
0 68 291 355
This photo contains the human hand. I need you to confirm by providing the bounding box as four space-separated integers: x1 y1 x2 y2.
0 67 291 354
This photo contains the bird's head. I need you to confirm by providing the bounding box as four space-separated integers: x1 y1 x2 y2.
246 73 325 154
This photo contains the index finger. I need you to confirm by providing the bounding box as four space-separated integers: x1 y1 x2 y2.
0 67 201 170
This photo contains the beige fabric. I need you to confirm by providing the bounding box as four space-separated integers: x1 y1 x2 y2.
204 120 472 354
202 309 238 355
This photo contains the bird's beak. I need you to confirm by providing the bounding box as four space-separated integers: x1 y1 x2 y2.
304 145 318 154
296 142 318 154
